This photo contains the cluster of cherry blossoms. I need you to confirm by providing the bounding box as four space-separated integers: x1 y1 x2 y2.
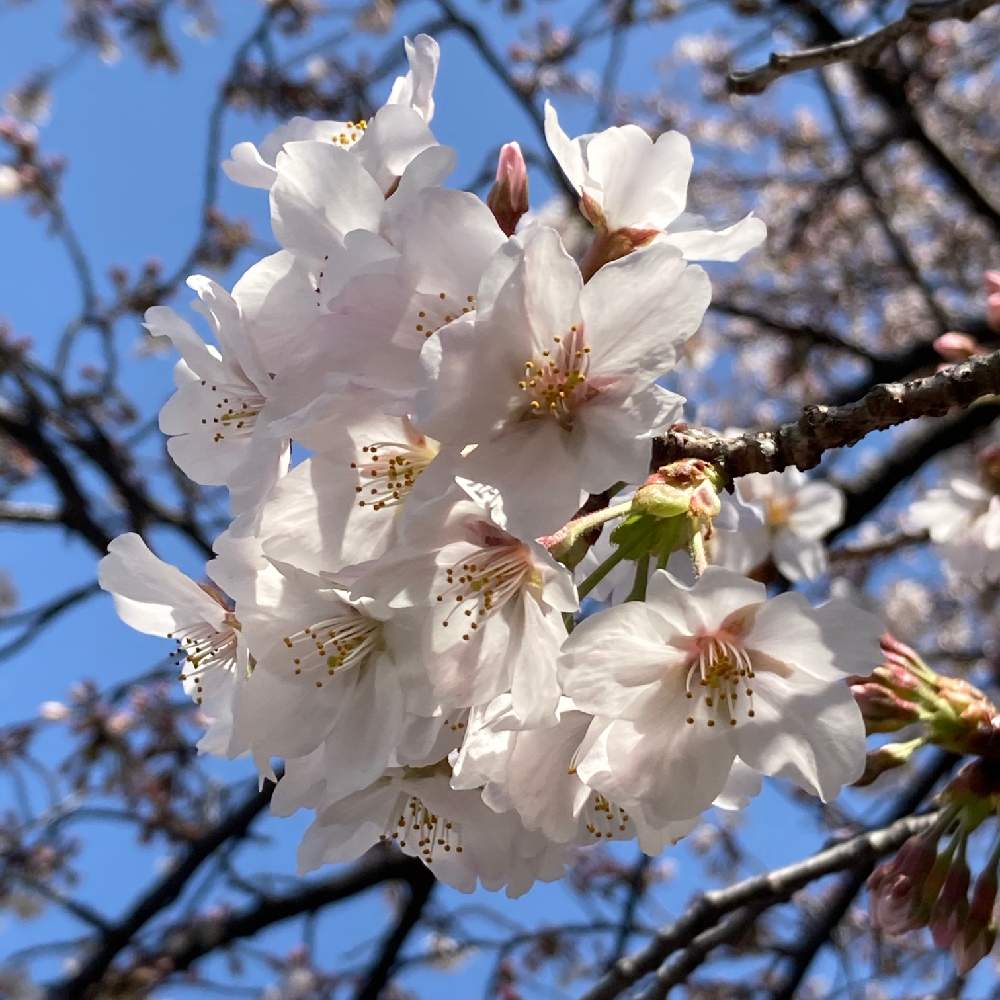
98 34 885 896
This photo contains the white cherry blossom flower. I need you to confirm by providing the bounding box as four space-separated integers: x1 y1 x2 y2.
908 445 1000 586
543 102 766 262
228 562 427 796
342 481 577 725
98 533 247 755
451 695 761 851
416 226 711 536
559 566 878 823
735 468 844 580
222 34 440 190
262 188 505 428
296 760 567 897
145 276 288 517
255 412 441 577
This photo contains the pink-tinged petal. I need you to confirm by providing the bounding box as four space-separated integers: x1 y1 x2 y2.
664 212 766 262
459 420 587 538
270 141 384 256
585 125 692 231
734 670 866 800
143 305 224 383
309 656 407 804
581 247 711 380
543 101 590 198
494 226 583 354
416 314 518 441
98 533 225 637
398 188 505 297
772 531 827 581
787 480 844 539
812 598 883 678
352 104 438 193
508 594 563 728
648 565 766 635
221 141 276 189
746 591 880 681
578 710 736 824
388 34 440 122
559 602 681 719
297 781 398 871
713 758 763 811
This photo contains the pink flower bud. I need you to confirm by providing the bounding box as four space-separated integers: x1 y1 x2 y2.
869 835 937 934
930 858 971 948
850 681 922 733
933 332 982 362
952 921 996 975
486 142 529 237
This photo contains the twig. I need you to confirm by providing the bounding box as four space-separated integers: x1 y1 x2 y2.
728 0 999 95
45 778 276 1000
654 349 1000 482
576 810 939 1000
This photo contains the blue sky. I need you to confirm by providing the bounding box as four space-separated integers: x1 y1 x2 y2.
0 1 973 996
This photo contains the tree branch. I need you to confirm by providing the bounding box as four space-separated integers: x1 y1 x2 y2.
654 349 1000 482
577 810 939 1000
728 0 999 95
46 779 275 1000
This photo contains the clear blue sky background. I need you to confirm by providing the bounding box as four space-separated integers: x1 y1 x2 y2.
0 1 967 996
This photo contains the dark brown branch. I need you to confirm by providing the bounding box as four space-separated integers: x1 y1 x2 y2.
46 779 276 1000
123 847 428 985
654 349 1000 482
577 810 939 1000
767 752 957 1000
728 0 999 95
354 861 436 1000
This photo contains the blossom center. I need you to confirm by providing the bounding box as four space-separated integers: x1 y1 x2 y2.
684 636 756 727
380 791 464 862
435 536 537 641
765 496 793 528
517 325 593 430
199 379 266 444
281 607 381 687
413 291 477 339
332 119 367 148
584 792 631 840
169 613 239 705
351 430 439 512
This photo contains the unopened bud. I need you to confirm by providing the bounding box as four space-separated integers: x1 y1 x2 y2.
487 142 529 237
855 738 923 786
633 461 722 520
850 681 923 733
934 332 983 362
869 835 937 935
930 857 971 948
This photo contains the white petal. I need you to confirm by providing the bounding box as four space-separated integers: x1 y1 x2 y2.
664 212 766 262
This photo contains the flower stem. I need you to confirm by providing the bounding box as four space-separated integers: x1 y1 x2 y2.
626 554 650 602
577 546 627 600
689 529 708 577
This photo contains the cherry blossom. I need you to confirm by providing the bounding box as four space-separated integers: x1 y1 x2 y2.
145 275 288 518
734 467 845 580
544 101 766 262
559 566 878 822
416 225 711 536
222 34 440 190
295 760 567 897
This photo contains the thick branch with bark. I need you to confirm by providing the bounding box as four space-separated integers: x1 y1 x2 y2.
654 349 1000 482
728 0 999 95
